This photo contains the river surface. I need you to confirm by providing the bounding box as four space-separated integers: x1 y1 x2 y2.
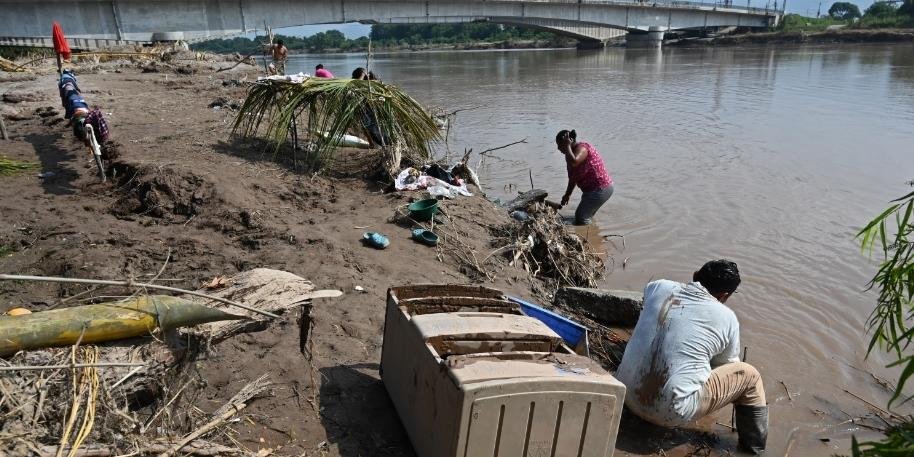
283 44 914 455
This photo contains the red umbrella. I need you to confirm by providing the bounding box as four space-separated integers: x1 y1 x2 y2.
52 21 71 61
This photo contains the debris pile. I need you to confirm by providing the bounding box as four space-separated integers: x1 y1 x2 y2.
0 269 329 457
495 199 605 288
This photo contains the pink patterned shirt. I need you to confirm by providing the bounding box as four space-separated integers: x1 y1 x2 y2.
567 142 612 192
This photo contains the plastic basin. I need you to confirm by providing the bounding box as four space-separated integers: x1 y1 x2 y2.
408 198 439 221
508 296 589 356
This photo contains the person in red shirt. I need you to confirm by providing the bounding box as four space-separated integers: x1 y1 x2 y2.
557 129 614 225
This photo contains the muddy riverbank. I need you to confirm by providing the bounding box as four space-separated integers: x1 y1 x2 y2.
669 27 914 46
0 57 731 456
2 47 907 455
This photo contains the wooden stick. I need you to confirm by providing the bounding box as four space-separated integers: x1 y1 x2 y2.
528 169 535 191
0 115 8 140
0 362 145 372
779 380 793 403
38 440 242 457
158 375 270 456
0 274 279 319
843 389 903 420
109 366 145 390
479 138 527 156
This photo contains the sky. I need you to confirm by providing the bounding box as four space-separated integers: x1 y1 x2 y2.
242 0 880 40
245 23 371 40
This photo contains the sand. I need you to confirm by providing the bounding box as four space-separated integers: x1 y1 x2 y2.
0 56 732 456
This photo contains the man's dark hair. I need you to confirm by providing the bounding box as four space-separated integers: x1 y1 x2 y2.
316 64 324 70
276 40 284 46
352 67 367 79
695 259 741 295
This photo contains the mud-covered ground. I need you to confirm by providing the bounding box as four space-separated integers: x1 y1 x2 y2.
1 57 742 456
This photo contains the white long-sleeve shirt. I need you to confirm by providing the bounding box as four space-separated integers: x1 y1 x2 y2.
615 280 741 426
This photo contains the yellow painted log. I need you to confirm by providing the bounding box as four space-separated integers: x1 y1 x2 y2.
0 295 244 357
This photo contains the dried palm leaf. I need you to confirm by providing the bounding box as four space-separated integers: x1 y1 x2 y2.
232 78 440 170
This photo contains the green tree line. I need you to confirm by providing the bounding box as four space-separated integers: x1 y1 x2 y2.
192 23 565 54
780 0 914 31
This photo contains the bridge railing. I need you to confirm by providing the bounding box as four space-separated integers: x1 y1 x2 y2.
578 0 785 15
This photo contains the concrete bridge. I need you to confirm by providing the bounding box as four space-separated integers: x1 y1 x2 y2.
0 0 782 49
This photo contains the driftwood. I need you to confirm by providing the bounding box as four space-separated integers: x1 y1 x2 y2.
0 269 321 457
504 189 548 213
191 268 341 341
495 202 605 288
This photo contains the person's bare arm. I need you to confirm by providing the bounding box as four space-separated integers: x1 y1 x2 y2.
564 143 589 167
561 177 575 207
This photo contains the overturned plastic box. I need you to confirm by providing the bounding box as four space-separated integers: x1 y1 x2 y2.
381 284 626 457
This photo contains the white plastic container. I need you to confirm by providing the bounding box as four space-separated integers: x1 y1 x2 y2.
381 285 626 457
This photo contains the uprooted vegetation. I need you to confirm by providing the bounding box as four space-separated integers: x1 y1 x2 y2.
0 269 316 457
493 201 606 288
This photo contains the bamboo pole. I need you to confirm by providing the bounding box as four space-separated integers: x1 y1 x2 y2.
0 115 8 140
0 274 279 319
0 362 145 372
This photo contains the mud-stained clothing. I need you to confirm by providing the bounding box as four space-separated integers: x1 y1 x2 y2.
615 280 741 426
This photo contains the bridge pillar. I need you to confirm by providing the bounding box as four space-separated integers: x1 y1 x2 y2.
576 39 606 50
626 26 665 49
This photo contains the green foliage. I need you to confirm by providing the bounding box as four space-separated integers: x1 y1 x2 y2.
0 156 40 176
829 1 863 19
854 182 914 455
189 37 260 54
853 420 914 455
856 13 914 27
368 22 555 45
192 23 565 54
233 78 440 170
901 0 914 17
778 13 851 31
852 0 914 27
865 1 899 17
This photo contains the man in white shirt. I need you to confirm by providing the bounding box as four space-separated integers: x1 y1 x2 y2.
615 259 767 453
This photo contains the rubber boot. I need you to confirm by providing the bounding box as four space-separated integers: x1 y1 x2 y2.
734 404 768 454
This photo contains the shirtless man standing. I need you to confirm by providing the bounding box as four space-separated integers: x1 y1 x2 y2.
271 40 288 75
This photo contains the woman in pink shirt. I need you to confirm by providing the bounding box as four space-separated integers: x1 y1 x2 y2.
557 129 614 225
314 64 334 78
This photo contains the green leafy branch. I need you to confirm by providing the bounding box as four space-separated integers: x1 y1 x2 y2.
854 181 914 455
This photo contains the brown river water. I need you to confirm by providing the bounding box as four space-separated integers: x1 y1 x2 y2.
285 44 914 455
